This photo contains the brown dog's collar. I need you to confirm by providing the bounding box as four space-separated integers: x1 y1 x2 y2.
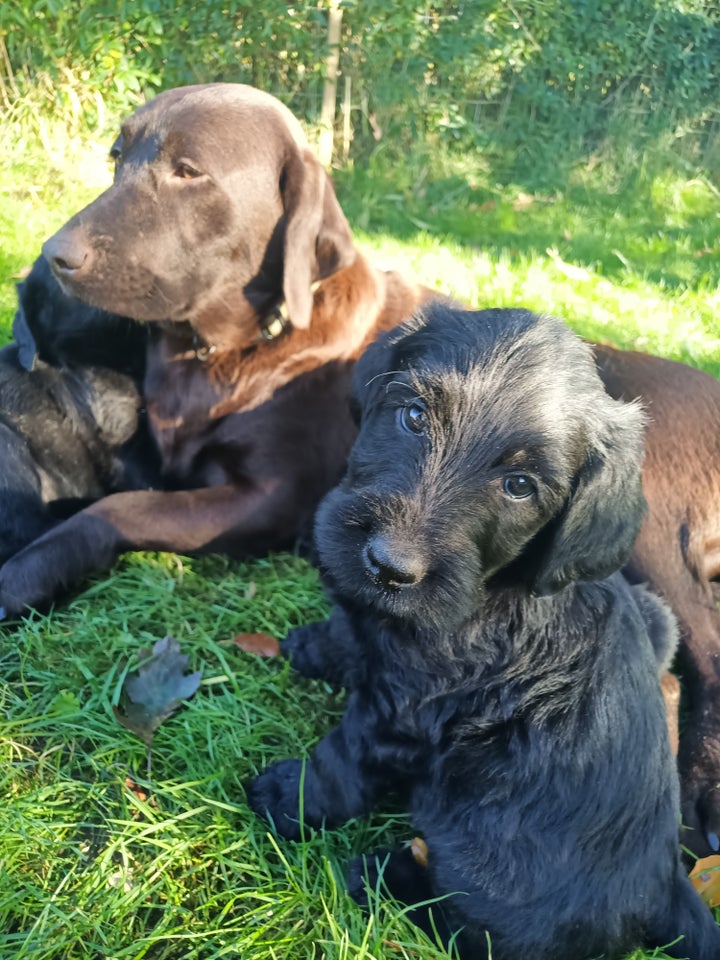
255 280 321 343
193 337 217 360
177 306 289 362
180 282 322 361
255 305 291 343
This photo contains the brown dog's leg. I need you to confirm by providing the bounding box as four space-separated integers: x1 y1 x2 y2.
631 511 720 859
0 483 301 617
661 672 681 757
595 344 720 859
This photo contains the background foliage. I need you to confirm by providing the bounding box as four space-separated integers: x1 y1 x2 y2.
2 0 720 183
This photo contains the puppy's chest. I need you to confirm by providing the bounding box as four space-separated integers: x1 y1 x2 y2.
367 659 508 754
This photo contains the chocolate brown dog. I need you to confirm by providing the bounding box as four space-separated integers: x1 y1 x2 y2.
0 83 430 608
0 83 718 857
248 305 720 960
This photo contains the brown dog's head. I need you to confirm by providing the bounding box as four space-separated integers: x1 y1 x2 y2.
315 305 647 630
42 84 356 350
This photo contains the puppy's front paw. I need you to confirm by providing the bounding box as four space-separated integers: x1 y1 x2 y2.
347 850 391 907
246 759 308 840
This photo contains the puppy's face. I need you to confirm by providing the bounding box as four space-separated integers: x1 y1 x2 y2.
315 307 646 630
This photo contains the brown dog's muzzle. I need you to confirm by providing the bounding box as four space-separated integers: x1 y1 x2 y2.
43 228 95 284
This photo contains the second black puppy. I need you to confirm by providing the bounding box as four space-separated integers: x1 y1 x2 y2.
247 305 720 959
0 257 155 567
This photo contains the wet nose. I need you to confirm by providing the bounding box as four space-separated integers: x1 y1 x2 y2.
43 230 93 278
363 535 427 588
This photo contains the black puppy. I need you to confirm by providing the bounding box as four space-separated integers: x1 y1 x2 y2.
0 257 156 568
247 305 720 959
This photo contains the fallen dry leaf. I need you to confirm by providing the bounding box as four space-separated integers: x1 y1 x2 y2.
231 632 281 657
411 836 429 867
113 636 202 746
124 776 149 802
690 855 720 907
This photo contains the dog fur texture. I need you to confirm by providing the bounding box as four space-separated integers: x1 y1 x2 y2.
247 305 720 960
0 83 718 855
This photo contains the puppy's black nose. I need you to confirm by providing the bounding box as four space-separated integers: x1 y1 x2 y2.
43 231 93 278
363 535 426 588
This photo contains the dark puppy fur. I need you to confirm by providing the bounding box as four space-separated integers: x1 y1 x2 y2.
247 305 720 960
2 83 719 858
0 257 156 568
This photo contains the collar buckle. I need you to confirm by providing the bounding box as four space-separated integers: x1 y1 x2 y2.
257 305 291 343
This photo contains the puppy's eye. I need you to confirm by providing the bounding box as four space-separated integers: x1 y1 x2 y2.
503 474 535 499
400 400 428 435
174 161 202 180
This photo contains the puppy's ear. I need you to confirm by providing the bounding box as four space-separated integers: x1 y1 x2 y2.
531 398 647 594
281 148 356 329
349 328 402 424
12 285 39 372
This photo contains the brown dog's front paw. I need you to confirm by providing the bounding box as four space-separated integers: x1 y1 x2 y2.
0 513 119 619
0 551 53 619
679 701 720 860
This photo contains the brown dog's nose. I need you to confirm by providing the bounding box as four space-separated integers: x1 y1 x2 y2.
42 231 93 278
363 535 427 589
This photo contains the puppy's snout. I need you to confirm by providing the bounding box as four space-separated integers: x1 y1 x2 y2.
43 230 94 280
363 535 427 589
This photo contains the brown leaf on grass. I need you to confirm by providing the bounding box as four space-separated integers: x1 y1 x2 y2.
231 632 281 658
124 776 149 802
124 775 158 814
410 836 429 867
113 636 202 746
690 855 720 907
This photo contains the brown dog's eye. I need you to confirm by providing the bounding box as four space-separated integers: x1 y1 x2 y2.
174 162 202 180
503 474 535 499
400 400 428 435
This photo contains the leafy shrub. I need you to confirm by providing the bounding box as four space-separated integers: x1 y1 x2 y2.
2 0 719 182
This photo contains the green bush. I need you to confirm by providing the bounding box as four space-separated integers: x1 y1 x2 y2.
2 0 719 181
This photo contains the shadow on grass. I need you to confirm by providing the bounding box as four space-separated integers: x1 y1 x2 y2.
334 160 720 296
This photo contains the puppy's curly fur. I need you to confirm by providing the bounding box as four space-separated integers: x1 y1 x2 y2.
247 305 720 959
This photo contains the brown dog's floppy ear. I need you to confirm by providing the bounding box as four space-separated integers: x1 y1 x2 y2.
281 148 356 329
531 398 647 595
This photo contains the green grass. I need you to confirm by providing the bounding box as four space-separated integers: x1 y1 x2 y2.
1 122 719 960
